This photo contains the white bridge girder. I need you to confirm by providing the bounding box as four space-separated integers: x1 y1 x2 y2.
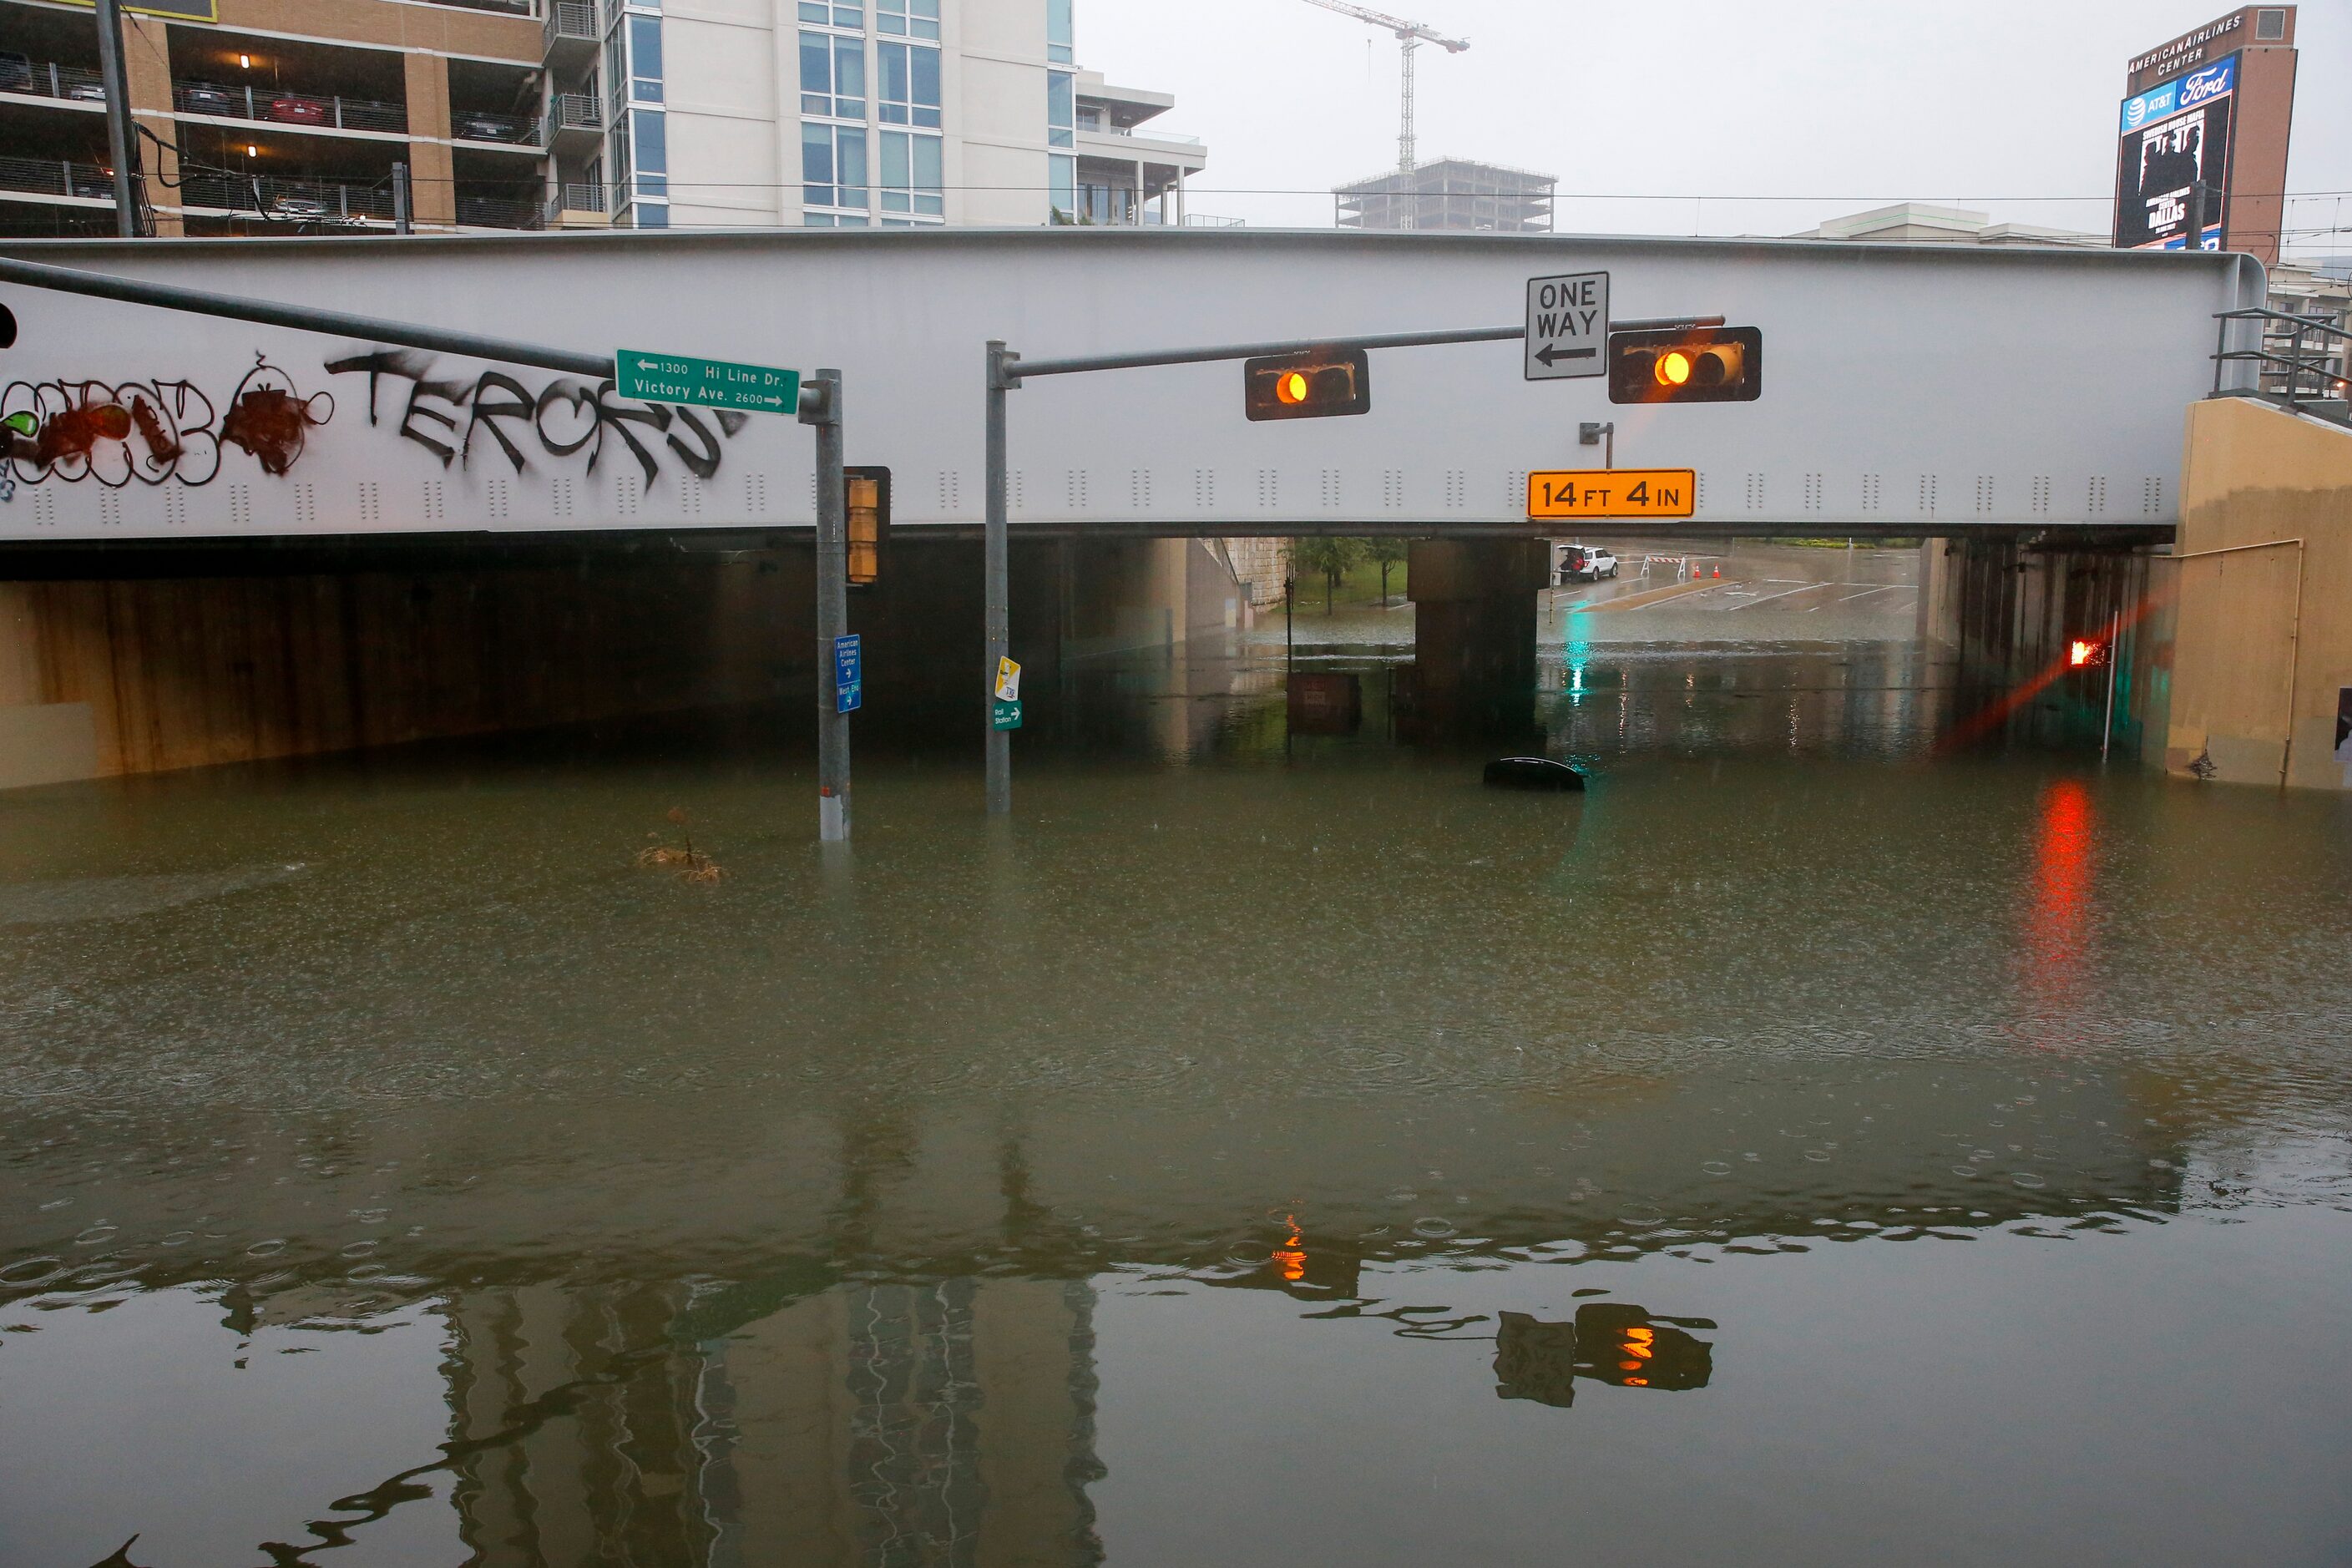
0 229 2257 544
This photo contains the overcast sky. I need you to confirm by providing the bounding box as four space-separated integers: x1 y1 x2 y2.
1079 0 2352 260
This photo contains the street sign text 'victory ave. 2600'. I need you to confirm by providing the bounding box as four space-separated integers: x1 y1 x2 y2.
1527 468 1697 520
614 350 802 414
1525 271 1610 381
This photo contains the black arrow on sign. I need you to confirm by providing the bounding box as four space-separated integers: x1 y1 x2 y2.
1535 344 1597 367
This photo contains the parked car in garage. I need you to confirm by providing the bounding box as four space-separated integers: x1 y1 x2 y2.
269 94 329 126
455 112 533 143
1557 544 1620 584
179 83 236 118
0 51 35 94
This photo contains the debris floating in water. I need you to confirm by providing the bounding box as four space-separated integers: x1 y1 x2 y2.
1482 757 1586 792
636 808 726 882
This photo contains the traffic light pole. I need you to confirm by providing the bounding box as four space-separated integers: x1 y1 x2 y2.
804 370 852 842
93 0 140 238
985 341 1017 816
980 316 1717 817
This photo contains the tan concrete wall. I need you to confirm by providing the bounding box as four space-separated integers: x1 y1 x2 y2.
2165 397 2352 789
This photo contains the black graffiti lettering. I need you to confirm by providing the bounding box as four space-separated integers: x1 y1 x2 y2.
592 382 671 491
326 348 463 429
534 382 602 458
397 377 460 468
463 372 538 475
160 381 222 487
665 407 726 483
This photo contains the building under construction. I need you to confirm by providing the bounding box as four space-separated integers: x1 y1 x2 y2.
1333 158 1556 232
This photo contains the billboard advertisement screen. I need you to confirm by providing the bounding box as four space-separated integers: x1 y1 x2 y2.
2115 53 2238 250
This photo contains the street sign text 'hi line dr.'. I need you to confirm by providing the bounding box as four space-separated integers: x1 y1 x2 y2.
614 349 802 414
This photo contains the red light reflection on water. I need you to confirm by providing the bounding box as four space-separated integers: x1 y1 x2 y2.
2021 779 2095 1037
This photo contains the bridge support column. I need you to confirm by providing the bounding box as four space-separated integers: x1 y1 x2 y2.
1404 538 1548 741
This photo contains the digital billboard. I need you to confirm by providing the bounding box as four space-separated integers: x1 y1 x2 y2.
2115 53 2238 250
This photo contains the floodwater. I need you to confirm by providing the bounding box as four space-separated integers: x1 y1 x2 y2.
4 542 2350 1566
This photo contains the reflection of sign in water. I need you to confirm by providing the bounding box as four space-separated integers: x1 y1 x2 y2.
1494 1303 1717 1408
1287 672 1363 736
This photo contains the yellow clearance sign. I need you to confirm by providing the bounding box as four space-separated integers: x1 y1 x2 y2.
1527 468 1696 521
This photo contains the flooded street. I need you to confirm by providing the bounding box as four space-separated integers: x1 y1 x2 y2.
5 543 2351 1566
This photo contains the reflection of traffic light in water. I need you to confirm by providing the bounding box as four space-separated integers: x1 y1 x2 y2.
1494 1302 1716 1407
1272 1216 1306 1283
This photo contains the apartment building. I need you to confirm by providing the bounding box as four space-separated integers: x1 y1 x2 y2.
0 0 1205 235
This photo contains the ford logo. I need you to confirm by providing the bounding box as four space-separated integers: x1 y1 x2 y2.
2181 63 2231 106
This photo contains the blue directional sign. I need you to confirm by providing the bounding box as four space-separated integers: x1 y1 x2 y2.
833 634 862 714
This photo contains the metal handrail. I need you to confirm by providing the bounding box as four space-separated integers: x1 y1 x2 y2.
0 58 109 107
0 154 116 202
178 170 398 224
2212 305 2350 415
172 80 408 135
551 93 604 133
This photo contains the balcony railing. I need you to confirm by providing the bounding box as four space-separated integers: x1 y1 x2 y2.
551 93 604 134
0 154 117 203
0 58 110 108
545 0 602 55
456 193 541 230
179 170 397 224
432 0 538 15
173 81 407 136
451 109 543 147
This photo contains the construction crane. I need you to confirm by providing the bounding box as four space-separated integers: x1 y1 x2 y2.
1298 0 1469 195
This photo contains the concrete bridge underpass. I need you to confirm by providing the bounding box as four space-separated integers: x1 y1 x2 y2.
5 226 2341 792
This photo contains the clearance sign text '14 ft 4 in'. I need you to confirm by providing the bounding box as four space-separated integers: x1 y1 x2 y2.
1527 469 1697 521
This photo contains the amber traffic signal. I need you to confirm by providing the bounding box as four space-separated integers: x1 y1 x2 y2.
845 465 888 589
1243 347 1371 421
1607 326 1763 405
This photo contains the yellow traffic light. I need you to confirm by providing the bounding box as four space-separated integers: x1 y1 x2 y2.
844 466 889 589
1610 326 1763 405
1244 347 1373 422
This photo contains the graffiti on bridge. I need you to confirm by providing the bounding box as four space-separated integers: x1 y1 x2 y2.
0 357 333 492
0 347 747 508
324 348 749 492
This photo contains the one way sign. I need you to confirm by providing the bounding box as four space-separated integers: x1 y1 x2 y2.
1525 271 1610 382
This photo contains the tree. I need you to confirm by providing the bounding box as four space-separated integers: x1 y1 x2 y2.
1290 537 1366 613
1368 538 1407 607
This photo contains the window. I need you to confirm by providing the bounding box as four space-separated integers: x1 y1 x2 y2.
878 43 941 129
879 129 943 216
1046 70 1074 149
629 15 664 103
631 109 667 198
632 203 670 228
1049 152 1075 222
878 0 939 40
1047 0 1074 63
801 31 865 119
803 121 868 209
799 2 862 25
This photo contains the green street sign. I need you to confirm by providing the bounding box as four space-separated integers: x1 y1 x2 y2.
992 699 1023 731
614 349 802 414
